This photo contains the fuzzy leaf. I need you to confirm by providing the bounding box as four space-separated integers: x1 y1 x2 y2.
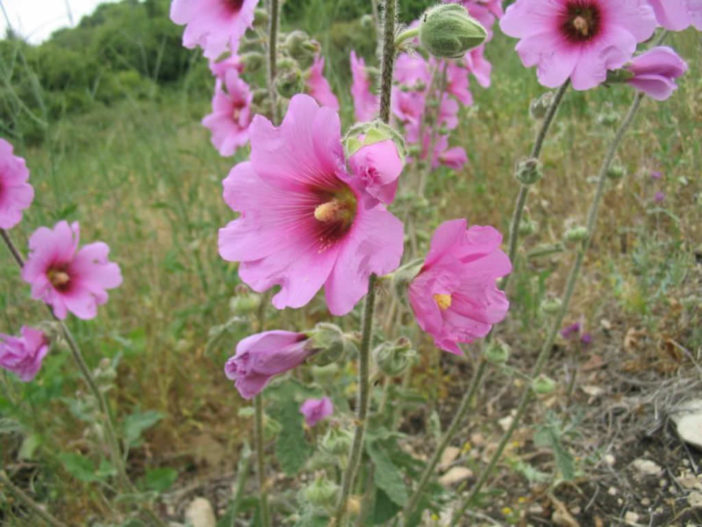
366 439 408 506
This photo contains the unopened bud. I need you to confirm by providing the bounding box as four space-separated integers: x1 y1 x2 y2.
541 297 562 315
564 226 588 243
284 30 319 70
302 475 339 509
240 52 265 73
532 375 557 395
515 158 543 186
419 4 487 59
360 14 375 31
598 111 620 128
321 426 353 456
276 58 303 99
308 323 353 366
519 218 537 237
312 363 339 384
484 341 510 365
344 120 407 160
253 8 268 28
390 259 424 301
606 165 625 180
373 337 416 377
529 91 555 120
230 286 260 315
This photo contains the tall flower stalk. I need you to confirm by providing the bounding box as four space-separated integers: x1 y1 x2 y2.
451 92 645 523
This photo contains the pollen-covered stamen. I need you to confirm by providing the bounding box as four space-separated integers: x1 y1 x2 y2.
47 267 71 291
313 186 358 250
562 3 601 42
572 15 589 36
433 293 452 311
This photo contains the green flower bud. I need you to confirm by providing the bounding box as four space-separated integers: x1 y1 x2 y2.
284 30 319 70
541 297 562 315
312 363 339 384
302 475 339 510
390 258 424 302
321 426 353 456
276 58 304 99
230 285 260 315
564 226 588 243
373 337 416 377
253 8 269 29
519 218 538 237
308 323 353 366
529 91 555 120
606 165 625 180
360 14 375 31
484 341 510 365
598 111 620 128
515 158 543 186
419 4 487 59
240 51 265 73
532 375 557 395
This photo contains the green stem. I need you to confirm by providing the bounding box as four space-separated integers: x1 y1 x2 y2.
254 395 271 527
452 93 645 523
229 443 252 527
378 0 398 125
394 27 419 48
267 0 279 123
0 471 68 527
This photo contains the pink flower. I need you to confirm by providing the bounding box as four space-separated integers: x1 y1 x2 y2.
0 139 34 230
395 53 431 87
299 396 334 427
209 55 244 79
170 0 259 59
350 51 379 121
653 191 665 203
392 88 426 126
625 46 688 101
446 61 473 106
218 95 404 316
306 55 339 111
21 221 122 320
446 0 505 39
348 140 404 205
560 322 581 338
464 46 492 87
225 331 312 399
500 0 657 90
409 219 511 354
646 0 702 31
202 70 253 156
435 136 469 170
0 326 49 382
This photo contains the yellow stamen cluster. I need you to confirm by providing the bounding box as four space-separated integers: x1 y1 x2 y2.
433 293 452 311
48 269 70 288
573 15 590 36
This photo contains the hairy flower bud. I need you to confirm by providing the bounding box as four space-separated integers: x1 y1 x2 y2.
308 323 353 366
284 30 319 70
373 337 416 377
541 297 562 315
515 158 543 186
253 8 268 29
564 226 588 243
276 58 304 99
302 475 339 510
484 340 510 365
419 4 487 59
529 91 555 120
606 165 625 180
321 426 353 456
390 258 424 302
240 51 265 73
519 217 538 237
532 375 557 395
230 285 260 315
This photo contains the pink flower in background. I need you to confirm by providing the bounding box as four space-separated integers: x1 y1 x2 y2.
350 51 378 121
0 326 49 382
170 0 259 59
218 95 404 315
306 55 339 111
21 221 122 320
202 70 253 156
395 53 431 87
654 191 665 203
348 140 404 206
409 219 511 354
0 139 34 230
446 61 473 106
464 46 492 87
500 0 657 90
650 170 662 180
225 331 311 399
435 136 469 170
646 0 702 31
625 46 688 101
392 88 426 126
299 397 334 427
209 55 244 79
446 0 505 39
560 322 581 338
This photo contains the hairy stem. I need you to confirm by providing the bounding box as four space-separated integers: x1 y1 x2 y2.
452 93 645 523
267 0 279 123
0 471 68 527
254 395 270 527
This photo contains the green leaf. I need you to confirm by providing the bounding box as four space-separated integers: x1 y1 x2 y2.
372 488 401 525
123 410 163 448
18 433 41 461
366 439 408 507
293 508 328 527
59 453 103 483
142 467 178 492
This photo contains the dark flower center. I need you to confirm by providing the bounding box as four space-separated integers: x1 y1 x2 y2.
232 99 246 121
313 185 357 251
561 2 601 42
47 266 72 292
225 0 245 13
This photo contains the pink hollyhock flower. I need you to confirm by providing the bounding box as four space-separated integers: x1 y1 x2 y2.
225 331 312 399
464 46 492 87
21 221 122 320
446 61 473 106
0 139 34 230
500 0 657 90
350 51 379 121
409 219 511 354
647 0 702 31
306 55 339 111
392 88 426 126
653 191 665 203
0 326 49 382
435 136 469 170
624 46 688 101
446 0 505 39
299 396 334 427
218 95 404 315
209 55 244 79
348 140 404 205
395 53 431 88
170 0 259 59
202 70 253 156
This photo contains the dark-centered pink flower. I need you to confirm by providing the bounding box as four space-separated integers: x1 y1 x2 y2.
170 0 259 59
0 326 49 382
218 95 404 315
409 219 511 354
224 330 312 399
202 69 253 156
646 0 702 31
300 396 334 427
0 138 34 230
306 55 339 111
350 51 379 121
21 221 123 320
500 0 657 90
625 46 688 101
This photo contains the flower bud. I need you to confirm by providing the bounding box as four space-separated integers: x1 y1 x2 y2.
519 218 537 237
302 475 339 510
230 285 260 315
529 91 555 120
598 111 620 128
373 337 416 377
360 14 375 31
284 30 319 70
606 165 625 180
276 58 304 99
344 120 407 160
419 4 487 59
321 426 353 456
540 297 562 315
240 52 265 73
515 158 543 186
532 375 557 395
253 8 268 29
484 341 510 365
390 258 424 302
564 226 588 243
308 323 353 366
311 363 339 384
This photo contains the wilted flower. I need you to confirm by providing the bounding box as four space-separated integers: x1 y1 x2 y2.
306 55 339 111
170 0 259 59
300 397 334 427
218 95 404 315
646 0 702 31
409 219 511 354
202 70 253 156
22 222 122 320
625 46 688 101
0 138 34 230
225 330 312 399
0 326 49 382
350 51 379 121
500 0 657 90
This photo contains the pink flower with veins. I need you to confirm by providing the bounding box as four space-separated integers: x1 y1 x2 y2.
21 221 122 320
202 70 253 156
464 46 492 88
306 55 339 111
170 0 259 59
0 326 49 382
348 140 404 206
225 331 312 399
300 397 334 427
500 0 657 90
646 0 702 31
218 95 404 316
625 46 688 101
350 51 379 121
409 219 511 354
446 61 473 106
0 139 34 230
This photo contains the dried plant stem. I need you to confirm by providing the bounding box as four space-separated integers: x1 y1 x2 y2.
0 470 68 527
267 0 279 123
452 93 645 523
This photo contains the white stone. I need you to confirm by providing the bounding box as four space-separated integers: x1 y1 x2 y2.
438 466 473 487
671 399 702 449
439 446 461 471
624 511 640 526
631 458 663 477
184 497 216 527
688 491 702 509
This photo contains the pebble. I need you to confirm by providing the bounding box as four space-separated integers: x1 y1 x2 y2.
438 466 473 487
671 399 702 449
184 497 216 527
688 491 702 509
624 511 640 526
631 458 663 477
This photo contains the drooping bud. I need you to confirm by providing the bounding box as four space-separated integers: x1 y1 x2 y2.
373 337 416 377
308 323 354 367
540 297 562 315
284 30 319 70
321 426 353 456
419 4 487 59
302 475 339 510
563 226 588 244
606 165 625 180
515 158 543 186
529 91 555 120
532 375 557 395
484 340 510 365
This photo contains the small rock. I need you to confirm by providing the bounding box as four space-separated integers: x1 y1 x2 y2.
607 487 617 496
624 511 640 526
688 491 702 509
641 497 650 506
581 385 604 397
671 399 702 449
184 497 216 527
632 458 663 477
604 454 615 466
438 466 473 487
498 415 514 432
678 474 702 490
439 446 460 471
